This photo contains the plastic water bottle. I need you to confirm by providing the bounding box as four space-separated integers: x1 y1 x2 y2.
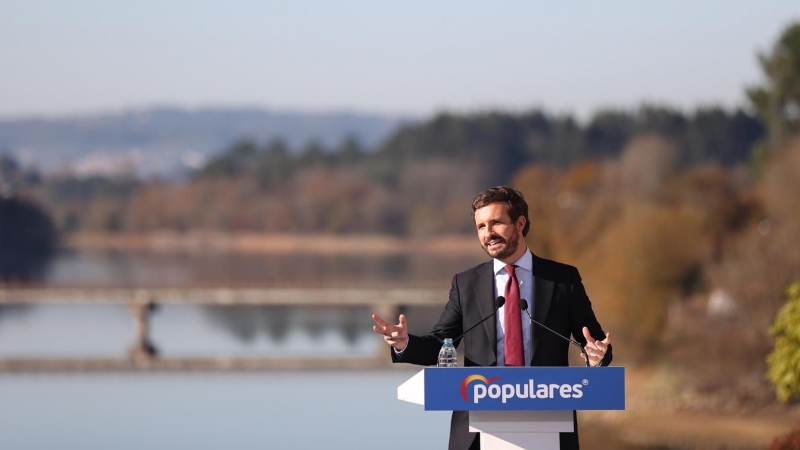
437 338 457 367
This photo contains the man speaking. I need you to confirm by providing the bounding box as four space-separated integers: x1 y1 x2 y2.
372 186 612 450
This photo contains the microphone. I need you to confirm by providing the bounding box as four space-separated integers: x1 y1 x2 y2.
447 296 506 343
518 298 591 367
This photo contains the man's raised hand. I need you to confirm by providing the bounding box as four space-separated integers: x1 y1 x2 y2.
372 313 408 351
581 326 611 367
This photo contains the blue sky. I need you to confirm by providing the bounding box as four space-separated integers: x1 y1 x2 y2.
1 1 798 119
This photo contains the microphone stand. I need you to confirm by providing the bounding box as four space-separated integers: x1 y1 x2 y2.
441 296 506 344
518 299 590 367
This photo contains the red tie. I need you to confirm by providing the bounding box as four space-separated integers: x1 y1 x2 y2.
504 265 524 366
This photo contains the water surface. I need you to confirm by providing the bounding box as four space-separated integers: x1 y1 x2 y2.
0 371 450 450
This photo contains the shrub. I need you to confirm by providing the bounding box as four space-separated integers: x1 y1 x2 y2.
767 282 800 403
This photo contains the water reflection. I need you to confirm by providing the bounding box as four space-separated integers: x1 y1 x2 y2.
152 305 382 358
0 304 33 323
0 304 387 358
199 305 372 344
43 249 484 287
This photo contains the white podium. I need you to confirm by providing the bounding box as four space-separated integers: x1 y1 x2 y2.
398 369 573 449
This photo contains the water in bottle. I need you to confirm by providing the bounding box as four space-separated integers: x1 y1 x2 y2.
437 338 457 367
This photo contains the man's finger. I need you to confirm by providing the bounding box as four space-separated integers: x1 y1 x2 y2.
582 327 596 344
372 314 390 327
399 314 407 328
602 332 611 345
374 325 397 336
593 342 608 354
594 342 607 354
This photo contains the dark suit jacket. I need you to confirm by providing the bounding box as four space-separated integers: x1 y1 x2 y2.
392 253 612 450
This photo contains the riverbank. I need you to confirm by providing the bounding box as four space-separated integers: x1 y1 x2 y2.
62 231 484 256
584 365 800 450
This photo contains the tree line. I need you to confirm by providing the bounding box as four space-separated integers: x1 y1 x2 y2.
12 103 764 236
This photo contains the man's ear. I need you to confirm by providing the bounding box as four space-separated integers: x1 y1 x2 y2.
517 215 526 233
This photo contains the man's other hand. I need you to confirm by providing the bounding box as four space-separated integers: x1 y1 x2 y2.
372 313 408 351
581 326 611 367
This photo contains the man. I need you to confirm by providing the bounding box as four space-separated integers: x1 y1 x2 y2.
372 186 612 450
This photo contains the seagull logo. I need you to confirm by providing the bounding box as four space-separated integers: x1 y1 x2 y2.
460 375 501 401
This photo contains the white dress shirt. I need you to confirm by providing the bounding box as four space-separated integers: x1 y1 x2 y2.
494 247 533 366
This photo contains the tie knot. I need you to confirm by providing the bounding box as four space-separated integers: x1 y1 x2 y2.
505 265 517 278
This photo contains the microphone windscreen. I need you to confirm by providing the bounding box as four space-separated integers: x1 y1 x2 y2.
495 296 506 308
518 298 528 311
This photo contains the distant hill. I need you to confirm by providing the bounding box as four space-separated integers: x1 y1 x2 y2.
0 108 411 177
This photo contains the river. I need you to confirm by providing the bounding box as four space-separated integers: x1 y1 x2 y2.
0 249 656 450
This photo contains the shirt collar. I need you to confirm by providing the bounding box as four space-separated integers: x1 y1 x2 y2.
493 247 532 275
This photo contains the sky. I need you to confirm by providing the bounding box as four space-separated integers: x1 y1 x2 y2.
1 0 799 119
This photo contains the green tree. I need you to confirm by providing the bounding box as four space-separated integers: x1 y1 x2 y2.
767 282 800 403
336 135 364 165
198 140 259 177
686 108 763 165
257 140 294 189
748 23 800 149
584 110 634 159
297 141 328 168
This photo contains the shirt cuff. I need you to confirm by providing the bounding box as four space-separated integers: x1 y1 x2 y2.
393 341 409 356
593 355 606 367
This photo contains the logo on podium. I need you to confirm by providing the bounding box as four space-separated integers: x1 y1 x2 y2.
425 367 624 411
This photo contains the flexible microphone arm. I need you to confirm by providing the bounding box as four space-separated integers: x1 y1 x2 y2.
518 298 591 367
444 296 506 343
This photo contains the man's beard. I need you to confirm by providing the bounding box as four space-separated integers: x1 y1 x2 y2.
483 230 520 261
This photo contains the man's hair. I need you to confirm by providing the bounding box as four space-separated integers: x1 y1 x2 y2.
471 186 530 237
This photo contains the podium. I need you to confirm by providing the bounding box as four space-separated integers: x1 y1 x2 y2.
397 367 625 450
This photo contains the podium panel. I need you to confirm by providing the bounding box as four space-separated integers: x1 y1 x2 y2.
397 367 625 450
422 367 624 411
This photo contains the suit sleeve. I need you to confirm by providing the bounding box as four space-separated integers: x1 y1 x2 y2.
568 271 613 367
391 274 465 366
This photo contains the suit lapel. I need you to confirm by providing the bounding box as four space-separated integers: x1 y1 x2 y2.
472 262 497 364
531 255 554 361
